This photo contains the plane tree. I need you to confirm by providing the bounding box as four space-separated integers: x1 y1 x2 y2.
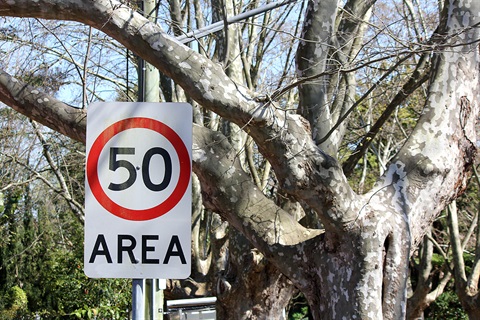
0 0 479 319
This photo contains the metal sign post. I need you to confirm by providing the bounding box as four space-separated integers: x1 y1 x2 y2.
134 1 164 318
132 279 165 319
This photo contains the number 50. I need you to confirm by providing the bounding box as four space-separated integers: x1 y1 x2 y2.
108 147 172 192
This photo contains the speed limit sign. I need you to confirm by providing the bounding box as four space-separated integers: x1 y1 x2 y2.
84 102 192 279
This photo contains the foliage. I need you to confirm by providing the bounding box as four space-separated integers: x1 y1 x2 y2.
0 183 132 319
425 291 467 320
0 113 131 318
289 306 309 320
0 285 28 319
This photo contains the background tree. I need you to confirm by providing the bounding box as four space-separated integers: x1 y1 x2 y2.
407 163 480 319
0 18 133 319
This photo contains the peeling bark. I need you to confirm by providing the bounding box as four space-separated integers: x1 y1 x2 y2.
0 69 86 142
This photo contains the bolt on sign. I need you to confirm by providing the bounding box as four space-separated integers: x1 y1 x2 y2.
84 102 192 279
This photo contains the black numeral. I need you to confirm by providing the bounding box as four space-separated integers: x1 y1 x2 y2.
107 147 172 191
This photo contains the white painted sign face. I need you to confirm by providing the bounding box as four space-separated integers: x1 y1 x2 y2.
84 102 192 279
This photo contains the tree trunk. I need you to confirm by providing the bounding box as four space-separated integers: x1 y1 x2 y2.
215 231 295 319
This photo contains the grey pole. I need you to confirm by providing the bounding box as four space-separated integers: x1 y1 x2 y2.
132 279 146 319
132 1 163 319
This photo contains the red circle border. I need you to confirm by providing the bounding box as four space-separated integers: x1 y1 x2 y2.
86 117 191 221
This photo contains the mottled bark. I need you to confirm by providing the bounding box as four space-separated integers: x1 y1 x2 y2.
295 0 338 154
0 69 86 142
391 0 480 250
296 0 376 155
215 231 295 320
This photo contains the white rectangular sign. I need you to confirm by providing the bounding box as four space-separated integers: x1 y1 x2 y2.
84 102 192 279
